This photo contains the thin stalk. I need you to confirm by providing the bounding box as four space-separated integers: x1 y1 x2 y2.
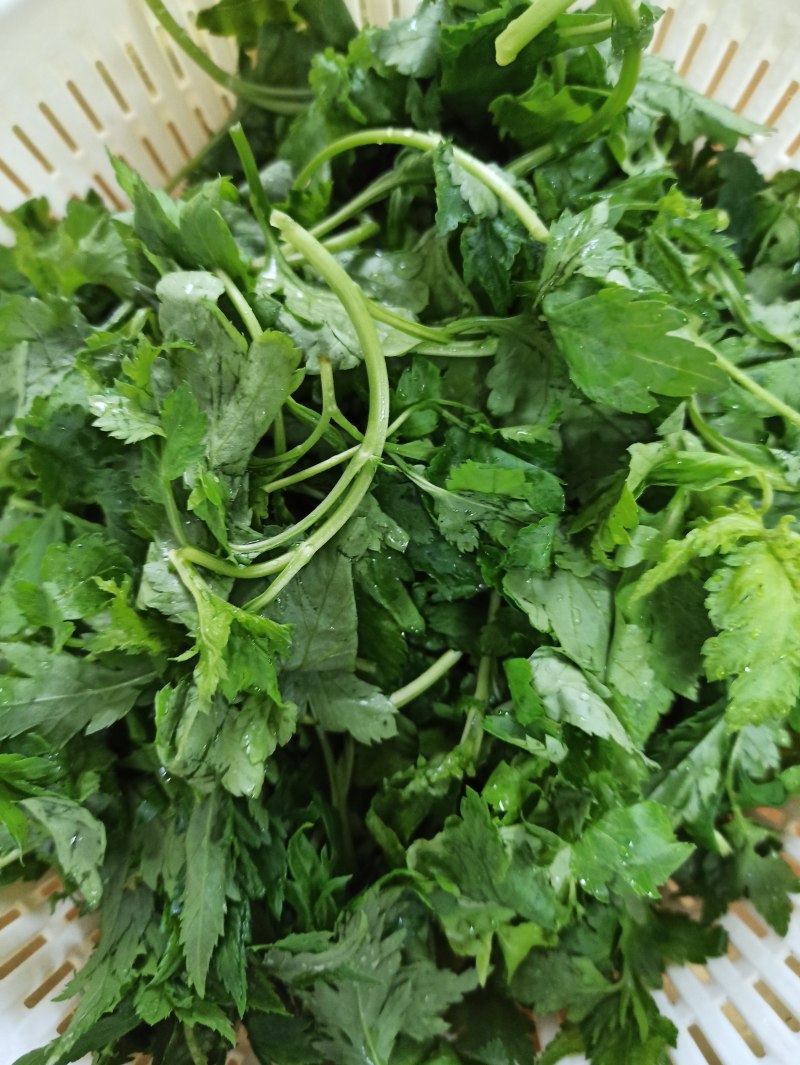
244 212 391 609
273 410 287 457
294 129 550 243
495 0 575 66
183 1024 208 1065
216 269 262 341
144 0 310 113
510 0 642 176
308 167 431 241
244 458 382 609
261 445 359 495
229 123 278 255
285 397 348 449
163 482 188 547
714 349 800 429
284 220 381 263
390 650 464 709
459 592 501 756
257 360 337 471
317 729 356 870
177 543 289 579
0 848 23 871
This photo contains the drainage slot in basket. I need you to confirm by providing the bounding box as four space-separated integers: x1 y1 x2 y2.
705 40 738 97
753 979 800 1031
0 157 32 197
24 961 75 1009
0 934 48 979
720 1001 766 1058
688 1023 723 1065
38 103 79 152
194 106 213 138
678 23 707 78
689 963 712 984
766 80 799 128
66 81 104 132
661 974 679 1005
166 121 192 162
650 6 675 55
735 60 770 114
0 907 21 932
125 42 158 96
141 137 170 179
96 60 131 114
92 172 124 211
785 953 800 978
730 902 768 938
38 875 62 900
56 1009 75 1035
12 126 55 174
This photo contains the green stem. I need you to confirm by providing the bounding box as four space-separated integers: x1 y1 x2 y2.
367 301 458 344
459 592 501 754
714 349 800 429
244 212 391 610
178 544 289 578
284 220 381 263
510 0 642 176
257 360 337 471
216 269 262 341
294 129 550 243
262 445 359 495
0 848 23 871
495 0 575 67
143 0 310 113
230 123 278 255
183 1024 208 1065
163 482 188 546
273 411 287 457
390 650 464 709
308 165 432 241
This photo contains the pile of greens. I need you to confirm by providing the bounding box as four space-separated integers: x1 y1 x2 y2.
2 1 800 1062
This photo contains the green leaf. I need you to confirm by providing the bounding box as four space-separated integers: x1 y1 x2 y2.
528 649 636 753
634 55 768 148
158 272 301 472
181 788 231 996
23 796 106 906
0 644 153 742
544 287 726 413
160 382 208 480
572 803 694 903
292 672 397 745
703 536 800 729
372 1 446 78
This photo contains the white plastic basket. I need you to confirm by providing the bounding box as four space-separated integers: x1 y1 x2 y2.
1 2 800 1063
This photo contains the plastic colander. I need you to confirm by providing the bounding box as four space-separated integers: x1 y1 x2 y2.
1 1 800 1063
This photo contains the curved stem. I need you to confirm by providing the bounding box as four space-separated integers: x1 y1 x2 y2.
143 0 310 113
714 349 800 429
234 454 364 554
216 269 261 341
510 0 642 177
257 361 337 472
495 0 575 67
262 445 359 495
294 129 549 243
459 592 501 757
230 123 278 255
285 220 381 264
308 164 434 241
244 212 391 609
390 650 464 709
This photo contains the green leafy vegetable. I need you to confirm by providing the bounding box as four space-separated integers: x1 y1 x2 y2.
2 2 799 1064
